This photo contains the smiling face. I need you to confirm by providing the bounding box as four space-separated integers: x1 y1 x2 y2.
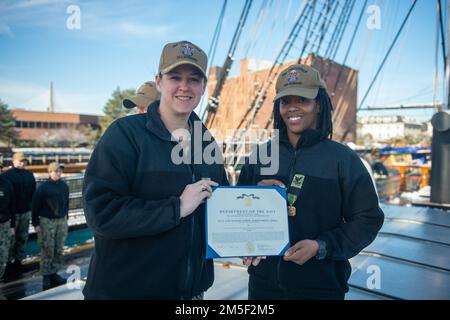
279 95 320 137
156 64 206 116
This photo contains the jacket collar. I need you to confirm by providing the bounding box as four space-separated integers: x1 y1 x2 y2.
145 100 202 142
279 127 324 150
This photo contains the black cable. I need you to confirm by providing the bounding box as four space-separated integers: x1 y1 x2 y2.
313 0 338 54
332 0 367 94
328 0 366 140
243 0 270 57
325 0 349 58
207 0 227 69
240 1 313 129
358 0 418 111
200 0 228 122
262 0 341 130
228 0 253 56
204 0 253 126
298 0 328 60
234 1 313 132
340 0 419 142
321 0 353 84
438 0 447 72
298 0 317 60
330 0 356 60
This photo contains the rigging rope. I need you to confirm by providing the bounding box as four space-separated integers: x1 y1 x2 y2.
203 0 253 126
340 0 419 142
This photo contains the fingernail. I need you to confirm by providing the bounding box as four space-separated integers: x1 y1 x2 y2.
284 251 291 257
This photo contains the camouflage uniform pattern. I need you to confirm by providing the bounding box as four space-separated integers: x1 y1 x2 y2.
37 216 67 275
0 221 10 279
9 211 31 261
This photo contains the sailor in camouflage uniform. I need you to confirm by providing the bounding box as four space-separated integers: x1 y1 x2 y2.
2 152 36 274
0 162 15 282
32 162 69 290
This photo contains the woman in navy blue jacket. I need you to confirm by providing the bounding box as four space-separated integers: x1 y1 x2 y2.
238 64 384 300
82 41 228 299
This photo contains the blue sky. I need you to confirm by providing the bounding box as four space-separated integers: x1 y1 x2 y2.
0 0 443 122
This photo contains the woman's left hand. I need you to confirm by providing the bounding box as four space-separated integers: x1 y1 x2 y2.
242 256 267 267
283 240 319 265
257 179 285 188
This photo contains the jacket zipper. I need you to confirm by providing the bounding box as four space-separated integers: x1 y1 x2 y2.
182 165 196 298
288 148 299 184
277 145 299 288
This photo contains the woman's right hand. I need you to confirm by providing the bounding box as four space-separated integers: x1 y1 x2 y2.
257 179 286 188
179 180 219 218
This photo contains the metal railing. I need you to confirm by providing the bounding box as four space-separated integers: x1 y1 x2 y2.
1 154 91 166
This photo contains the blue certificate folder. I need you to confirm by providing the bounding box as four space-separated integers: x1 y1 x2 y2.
205 186 290 259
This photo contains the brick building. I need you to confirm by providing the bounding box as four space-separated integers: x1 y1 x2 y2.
206 54 357 142
12 109 100 143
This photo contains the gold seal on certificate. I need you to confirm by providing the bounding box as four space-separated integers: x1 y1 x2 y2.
206 186 290 258
245 242 255 254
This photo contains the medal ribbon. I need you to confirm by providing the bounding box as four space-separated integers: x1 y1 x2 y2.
287 193 298 207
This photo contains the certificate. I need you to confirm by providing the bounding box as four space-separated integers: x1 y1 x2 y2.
206 186 290 258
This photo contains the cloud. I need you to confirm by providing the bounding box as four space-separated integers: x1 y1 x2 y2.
0 79 105 115
0 0 71 30
0 22 14 37
0 1 175 41
8 0 70 10
0 80 45 106
52 90 106 115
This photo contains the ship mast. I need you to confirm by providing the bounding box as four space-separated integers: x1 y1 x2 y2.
445 0 450 110
430 0 450 205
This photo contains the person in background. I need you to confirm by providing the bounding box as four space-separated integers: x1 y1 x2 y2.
3 152 36 275
32 162 69 290
123 81 160 114
0 162 15 284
